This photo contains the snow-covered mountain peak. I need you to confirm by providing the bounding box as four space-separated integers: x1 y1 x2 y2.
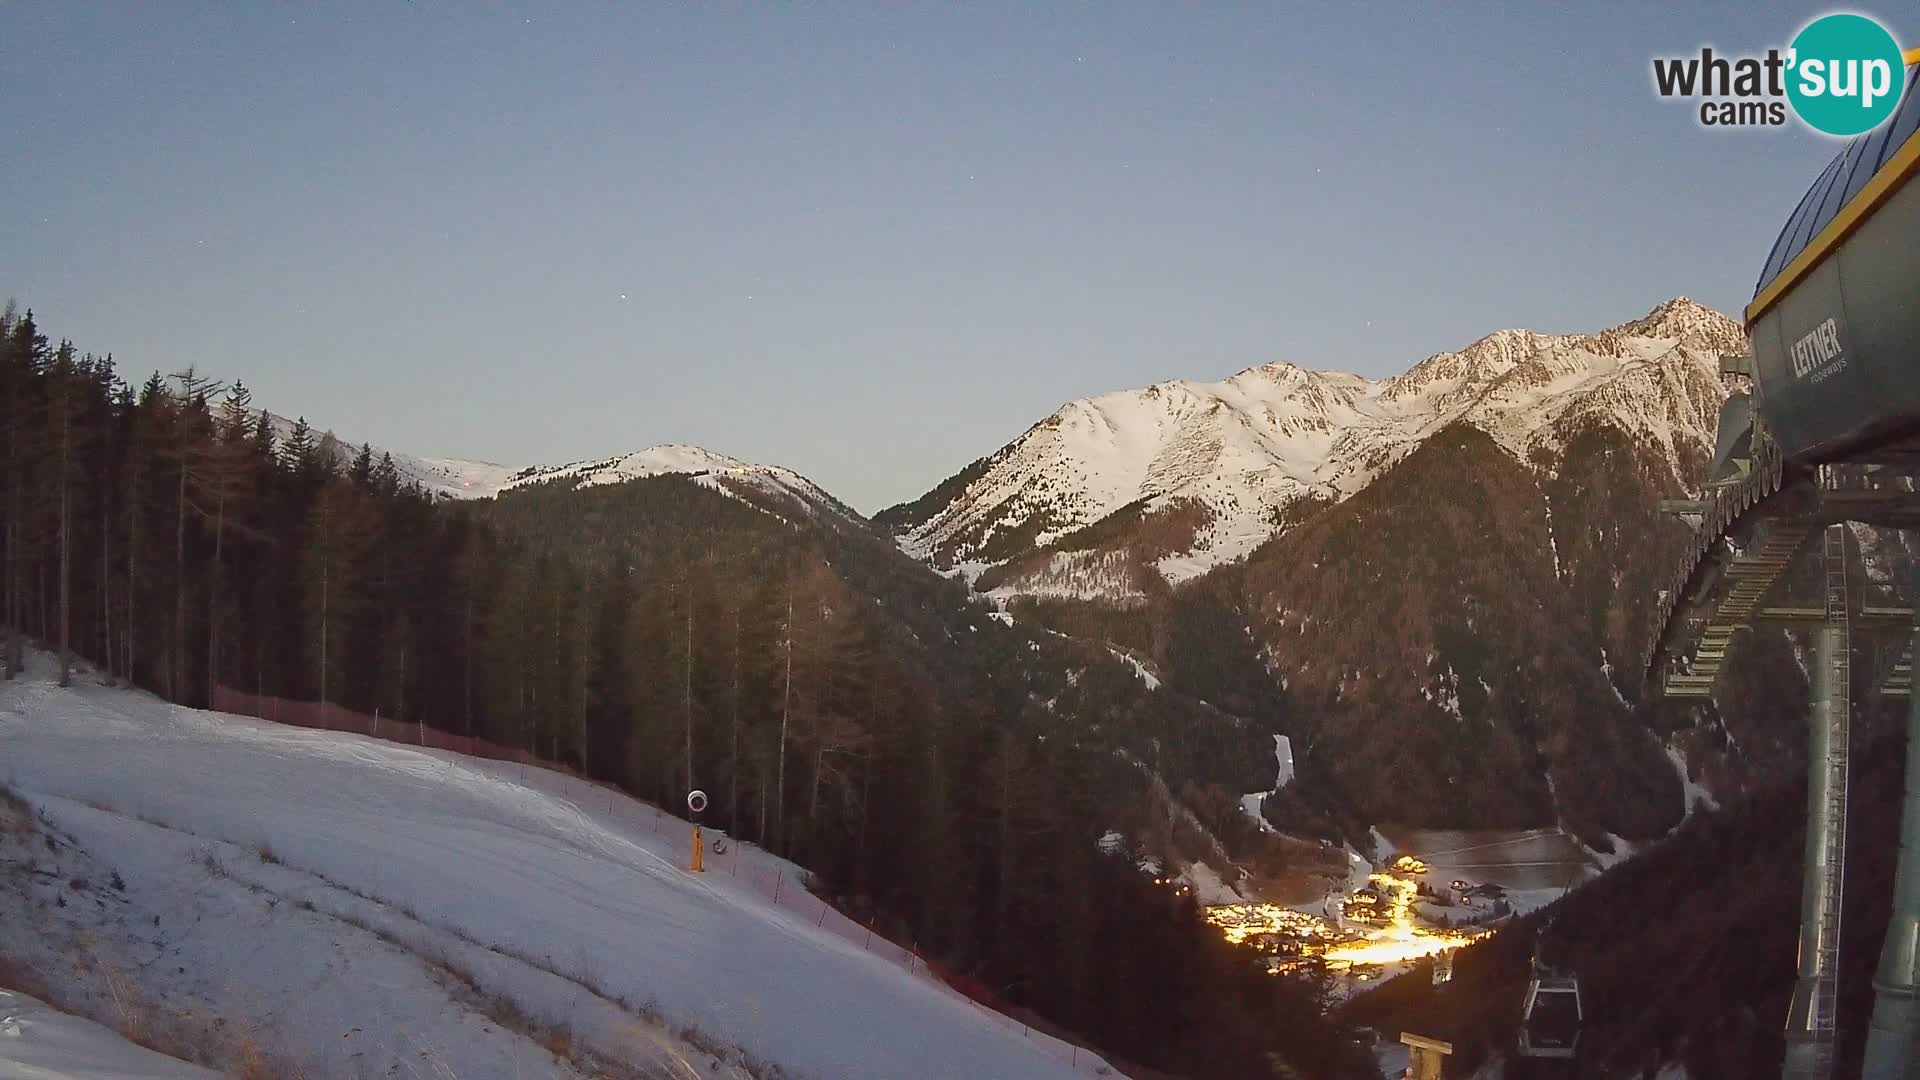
496 443 849 518
255 411 847 520
1607 296 1746 353
888 299 1743 598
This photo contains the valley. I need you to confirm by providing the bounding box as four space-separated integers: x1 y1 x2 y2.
0 294 1862 1078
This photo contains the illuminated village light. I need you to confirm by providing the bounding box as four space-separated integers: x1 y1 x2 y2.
1202 867 1488 975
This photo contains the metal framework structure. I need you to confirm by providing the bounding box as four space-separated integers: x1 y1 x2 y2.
1651 429 1920 1078
1647 61 1920 1080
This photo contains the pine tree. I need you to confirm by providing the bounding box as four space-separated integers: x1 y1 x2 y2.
1 311 50 677
314 432 346 479
282 416 315 477
371 452 400 498
350 442 374 489
204 381 259 698
121 372 170 686
165 369 220 703
776 567 795 852
44 342 87 686
252 410 276 463
302 478 372 711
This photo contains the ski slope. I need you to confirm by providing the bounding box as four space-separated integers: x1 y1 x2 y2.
0 657 1109 1079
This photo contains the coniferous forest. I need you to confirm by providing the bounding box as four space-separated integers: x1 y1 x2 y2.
0 304 1376 1078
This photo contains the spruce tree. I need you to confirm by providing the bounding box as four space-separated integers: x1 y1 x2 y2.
350 442 374 488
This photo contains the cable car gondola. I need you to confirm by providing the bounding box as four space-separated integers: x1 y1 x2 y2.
1518 920 1582 1062
1518 971 1582 1058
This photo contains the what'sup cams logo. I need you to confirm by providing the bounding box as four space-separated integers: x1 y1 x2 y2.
1652 12 1916 135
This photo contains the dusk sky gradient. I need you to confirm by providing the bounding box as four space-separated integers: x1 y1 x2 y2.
1 2 1861 510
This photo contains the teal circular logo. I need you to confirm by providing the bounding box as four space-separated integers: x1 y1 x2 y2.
1786 14 1907 136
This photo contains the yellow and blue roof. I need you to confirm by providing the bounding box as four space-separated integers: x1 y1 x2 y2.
1750 57 1920 325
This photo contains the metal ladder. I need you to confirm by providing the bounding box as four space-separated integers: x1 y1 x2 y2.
1814 522 1852 1044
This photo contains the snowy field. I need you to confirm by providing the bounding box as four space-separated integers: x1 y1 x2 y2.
0 988 219 1079
0 654 1110 1079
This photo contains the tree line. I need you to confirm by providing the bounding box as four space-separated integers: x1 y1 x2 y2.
0 303 1375 1077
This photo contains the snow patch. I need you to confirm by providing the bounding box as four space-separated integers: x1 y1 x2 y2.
985 549 1145 604
1668 743 1719 816
1599 648 1631 707
1108 648 1161 690
0 989 217 1079
1235 735 1295 833
1178 861 1243 906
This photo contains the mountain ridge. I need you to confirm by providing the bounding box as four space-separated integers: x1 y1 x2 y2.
881 297 1744 601
259 410 852 520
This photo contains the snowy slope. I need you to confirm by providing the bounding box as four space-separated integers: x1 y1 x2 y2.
259 407 848 519
892 298 1742 593
0 990 217 1079
260 411 518 499
0 658 1107 1080
493 445 852 518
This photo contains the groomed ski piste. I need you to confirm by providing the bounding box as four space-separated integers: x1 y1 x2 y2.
0 652 1113 1079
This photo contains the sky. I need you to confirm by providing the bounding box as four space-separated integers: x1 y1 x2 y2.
0 2 1866 512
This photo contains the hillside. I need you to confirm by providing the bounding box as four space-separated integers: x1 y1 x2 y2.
0 307 1375 1079
0 652 1118 1079
870 300 1817 838
0 988 217 1079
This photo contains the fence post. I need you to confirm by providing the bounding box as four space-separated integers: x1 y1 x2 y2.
817 900 829 927
773 872 782 904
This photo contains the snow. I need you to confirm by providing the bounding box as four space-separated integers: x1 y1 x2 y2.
1596 833 1636 869
0 658 1110 1080
1373 1036 1410 1078
1543 495 1562 578
900 299 1739 594
1238 793 1273 832
1367 828 1394 863
1270 735 1294 787
259 411 518 500
1177 861 1242 906
985 550 1146 604
1107 648 1161 690
492 445 848 519
1236 735 1294 833
259 411 845 520
1600 649 1632 708
1501 887 1572 917
0 989 218 1079
1668 743 1719 816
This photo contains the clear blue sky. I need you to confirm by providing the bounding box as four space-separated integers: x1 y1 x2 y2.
1 2 1858 511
